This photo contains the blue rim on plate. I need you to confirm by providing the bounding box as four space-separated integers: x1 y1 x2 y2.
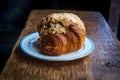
20 32 95 61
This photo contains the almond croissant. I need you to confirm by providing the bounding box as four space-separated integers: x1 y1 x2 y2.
37 13 86 56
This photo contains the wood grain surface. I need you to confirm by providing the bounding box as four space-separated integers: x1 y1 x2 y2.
0 10 120 80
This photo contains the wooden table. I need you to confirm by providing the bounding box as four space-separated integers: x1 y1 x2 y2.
0 10 120 80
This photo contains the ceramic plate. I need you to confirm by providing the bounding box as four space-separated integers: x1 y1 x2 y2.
20 32 94 61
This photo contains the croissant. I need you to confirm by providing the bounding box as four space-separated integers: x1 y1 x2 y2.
37 13 86 56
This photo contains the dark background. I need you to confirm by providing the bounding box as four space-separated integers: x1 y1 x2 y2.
0 0 118 73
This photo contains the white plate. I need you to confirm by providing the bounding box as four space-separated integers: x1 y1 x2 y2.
20 32 94 61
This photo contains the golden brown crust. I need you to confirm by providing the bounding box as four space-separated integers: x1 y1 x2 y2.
37 13 86 56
